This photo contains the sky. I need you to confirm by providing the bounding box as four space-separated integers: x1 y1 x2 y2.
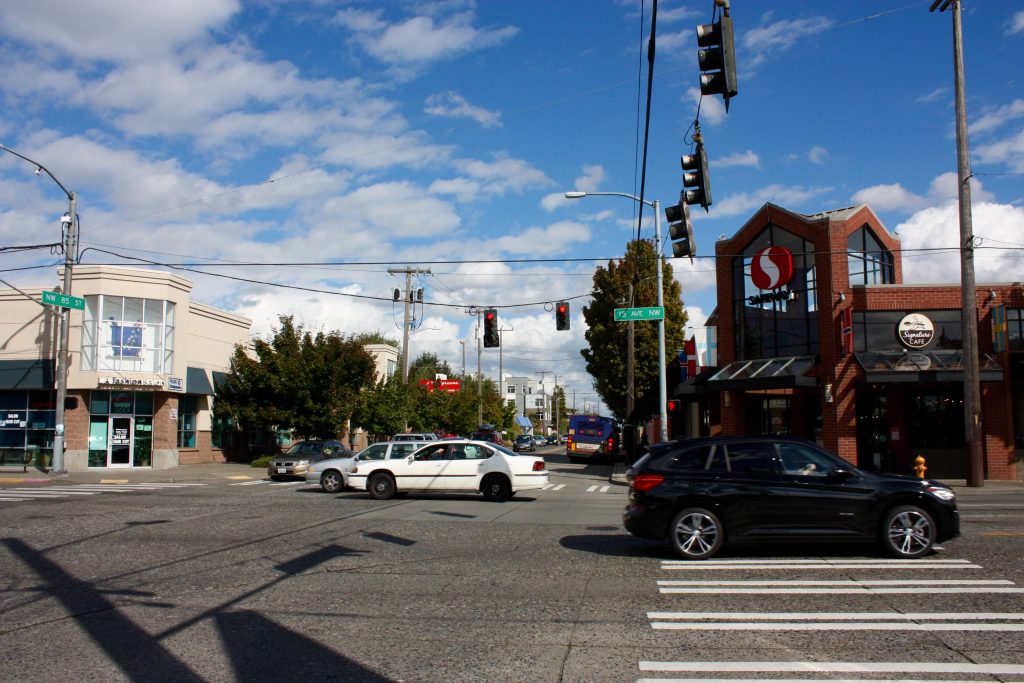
1 0 1022 415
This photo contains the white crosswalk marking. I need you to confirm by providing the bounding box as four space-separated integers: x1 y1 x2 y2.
0 482 203 504
638 662 1024 675
661 558 981 570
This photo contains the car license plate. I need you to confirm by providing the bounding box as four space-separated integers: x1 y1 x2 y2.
577 443 598 452
277 467 287 474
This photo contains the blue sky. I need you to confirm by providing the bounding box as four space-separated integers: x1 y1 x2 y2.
1 0 1022 412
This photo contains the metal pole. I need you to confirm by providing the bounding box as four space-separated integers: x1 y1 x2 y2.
52 191 76 474
626 281 635 459
401 270 412 383
476 318 483 425
949 0 983 486
654 199 668 443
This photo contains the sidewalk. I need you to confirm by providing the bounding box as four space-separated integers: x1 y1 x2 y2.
0 462 263 485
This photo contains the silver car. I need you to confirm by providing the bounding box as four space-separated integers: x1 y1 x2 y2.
268 440 351 481
305 441 419 493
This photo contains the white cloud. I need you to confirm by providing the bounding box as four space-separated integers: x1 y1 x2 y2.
896 201 1024 285
453 153 553 196
974 128 1024 173
743 13 835 68
686 87 726 126
0 0 237 61
430 177 482 203
542 165 607 211
915 87 949 104
320 130 454 171
851 173 995 214
808 146 829 166
335 9 517 66
424 91 502 128
970 99 1024 136
324 181 461 238
711 184 833 218
716 150 761 169
1007 11 1024 35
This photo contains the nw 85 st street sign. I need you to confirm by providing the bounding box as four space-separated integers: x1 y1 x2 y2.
42 290 85 310
614 306 664 322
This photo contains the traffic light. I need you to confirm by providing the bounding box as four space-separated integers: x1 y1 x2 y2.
681 142 712 211
665 197 696 262
483 308 499 348
667 399 679 412
697 14 738 111
556 301 570 331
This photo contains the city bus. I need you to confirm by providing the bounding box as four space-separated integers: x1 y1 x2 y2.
566 414 620 463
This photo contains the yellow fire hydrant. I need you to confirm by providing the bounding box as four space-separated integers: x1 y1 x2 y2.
913 455 927 479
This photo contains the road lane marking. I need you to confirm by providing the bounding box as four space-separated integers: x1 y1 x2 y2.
658 579 1012 586
662 558 973 565
648 611 1024 620
637 662 1024 675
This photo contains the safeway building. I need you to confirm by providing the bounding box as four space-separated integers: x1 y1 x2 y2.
678 203 1022 480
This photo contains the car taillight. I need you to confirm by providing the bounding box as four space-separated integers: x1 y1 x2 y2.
631 473 664 492
606 437 613 453
532 460 545 471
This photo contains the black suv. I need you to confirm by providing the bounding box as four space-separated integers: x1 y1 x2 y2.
623 435 959 560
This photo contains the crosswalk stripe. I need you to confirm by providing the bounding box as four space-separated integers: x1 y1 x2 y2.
657 579 1012 586
648 611 1024 620
661 562 982 569
660 586 1024 594
637 662 1024 674
650 622 1024 631
0 490 99 496
552 484 566 491
637 679 993 683
661 558 973 565
587 485 598 492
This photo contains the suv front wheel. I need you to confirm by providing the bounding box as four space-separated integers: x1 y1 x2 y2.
881 505 935 558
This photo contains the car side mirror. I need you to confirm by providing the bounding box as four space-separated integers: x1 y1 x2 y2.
829 466 852 481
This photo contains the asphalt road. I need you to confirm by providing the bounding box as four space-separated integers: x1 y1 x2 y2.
3 447 1024 682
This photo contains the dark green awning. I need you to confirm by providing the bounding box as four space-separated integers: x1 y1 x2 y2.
186 367 215 395
0 359 55 389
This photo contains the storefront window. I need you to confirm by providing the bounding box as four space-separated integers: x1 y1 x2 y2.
88 390 156 467
908 389 964 449
848 225 894 286
81 295 175 373
733 225 818 359
0 390 54 463
1009 309 1024 351
178 395 197 448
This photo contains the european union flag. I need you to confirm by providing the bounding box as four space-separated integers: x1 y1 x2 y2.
111 323 143 357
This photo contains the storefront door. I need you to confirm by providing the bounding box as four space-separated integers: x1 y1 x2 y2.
109 416 133 467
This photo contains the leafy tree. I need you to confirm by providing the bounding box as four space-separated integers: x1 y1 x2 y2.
551 385 568 434
352 372 409 440
352 331 398 348
581 239 688 423
407 352 454 383
214 315 376 442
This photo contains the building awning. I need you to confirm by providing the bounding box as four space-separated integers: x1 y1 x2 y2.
515 415 533 428
185 366 215 395
703 356 818 391
855 350 1003 383
0 359 55 390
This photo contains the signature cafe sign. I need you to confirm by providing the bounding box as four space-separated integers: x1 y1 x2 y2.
747 245 795 305
897 313 935 349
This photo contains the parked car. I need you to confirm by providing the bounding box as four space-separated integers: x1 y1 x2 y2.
545 434 558 445
305 441 419 493
391 433 438 442
470 428 504 445
269 440 351 481
347 439 548 502
512 435 535 452
533 434 547 448
623 435 959 560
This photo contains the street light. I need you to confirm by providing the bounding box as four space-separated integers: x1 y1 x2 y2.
564 190 668 444
0 144 77 474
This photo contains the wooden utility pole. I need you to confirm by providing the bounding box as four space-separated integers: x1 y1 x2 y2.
387 266 431 383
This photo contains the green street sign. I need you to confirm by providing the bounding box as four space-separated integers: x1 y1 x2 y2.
614 306 664 322
42 290 85 311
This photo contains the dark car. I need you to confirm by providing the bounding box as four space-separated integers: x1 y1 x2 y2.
513 435 535 452
623 435 959 560
546 434 558 445
269 440 351 481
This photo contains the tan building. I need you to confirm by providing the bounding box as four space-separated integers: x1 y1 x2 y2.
0 266 250 471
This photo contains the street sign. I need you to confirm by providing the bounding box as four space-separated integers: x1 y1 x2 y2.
42 290 85 310
614 306 664 322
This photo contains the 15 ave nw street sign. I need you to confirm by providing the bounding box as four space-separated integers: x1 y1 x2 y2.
614 306 664 322
42 290 85 310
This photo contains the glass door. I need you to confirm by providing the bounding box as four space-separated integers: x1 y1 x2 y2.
108 416 134 467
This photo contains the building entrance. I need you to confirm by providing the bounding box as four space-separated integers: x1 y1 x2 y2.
108 416 133 467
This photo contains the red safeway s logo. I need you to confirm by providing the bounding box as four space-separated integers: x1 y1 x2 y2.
750 246 794 290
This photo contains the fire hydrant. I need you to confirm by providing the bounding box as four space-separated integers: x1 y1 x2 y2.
913 455 927 479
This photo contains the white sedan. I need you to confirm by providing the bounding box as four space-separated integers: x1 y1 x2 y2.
346 439 548 501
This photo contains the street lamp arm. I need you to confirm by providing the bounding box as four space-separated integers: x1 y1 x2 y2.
0 144 73 199
564 190 655 210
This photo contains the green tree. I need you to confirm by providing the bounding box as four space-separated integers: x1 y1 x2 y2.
407 352 454 383
214 316 377 441
352 372 409 440
581 239 688 423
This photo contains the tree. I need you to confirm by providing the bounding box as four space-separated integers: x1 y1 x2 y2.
214 315 377 443
352 372 409 440
407 352 454 383
581 239 688 423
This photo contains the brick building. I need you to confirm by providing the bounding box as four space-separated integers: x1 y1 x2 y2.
677 203 1022 480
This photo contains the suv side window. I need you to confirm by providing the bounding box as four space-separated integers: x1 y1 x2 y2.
657 444 712 471
723 442 774 474
775 442 835 477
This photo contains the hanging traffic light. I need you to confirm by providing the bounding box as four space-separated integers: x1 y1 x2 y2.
681 142 712 211
556 301 570 331
665 197 696 262
667 399 679 412
483 309 499 348
697 14 738 111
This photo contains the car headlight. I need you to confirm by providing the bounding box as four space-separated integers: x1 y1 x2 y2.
927 485 955 501
297 459 309 466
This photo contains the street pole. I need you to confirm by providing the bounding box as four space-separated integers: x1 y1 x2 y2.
0 145 76 474
626 281 635 458
654 199 668 444
932 0 982 486
387 266 431 384
52 191 76 474
477 316 483 426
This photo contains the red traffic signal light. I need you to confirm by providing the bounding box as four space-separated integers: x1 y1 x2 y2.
556 301 569 331
667 400 679 412
483 308 499 347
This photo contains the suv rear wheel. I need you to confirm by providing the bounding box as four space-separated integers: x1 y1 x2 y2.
670 507 724 560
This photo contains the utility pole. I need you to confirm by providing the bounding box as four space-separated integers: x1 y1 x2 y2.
625 281 636 462
931 0 983 486
537 371 549 435
387 267 430 383
553 374 559 436
476 312 483 425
